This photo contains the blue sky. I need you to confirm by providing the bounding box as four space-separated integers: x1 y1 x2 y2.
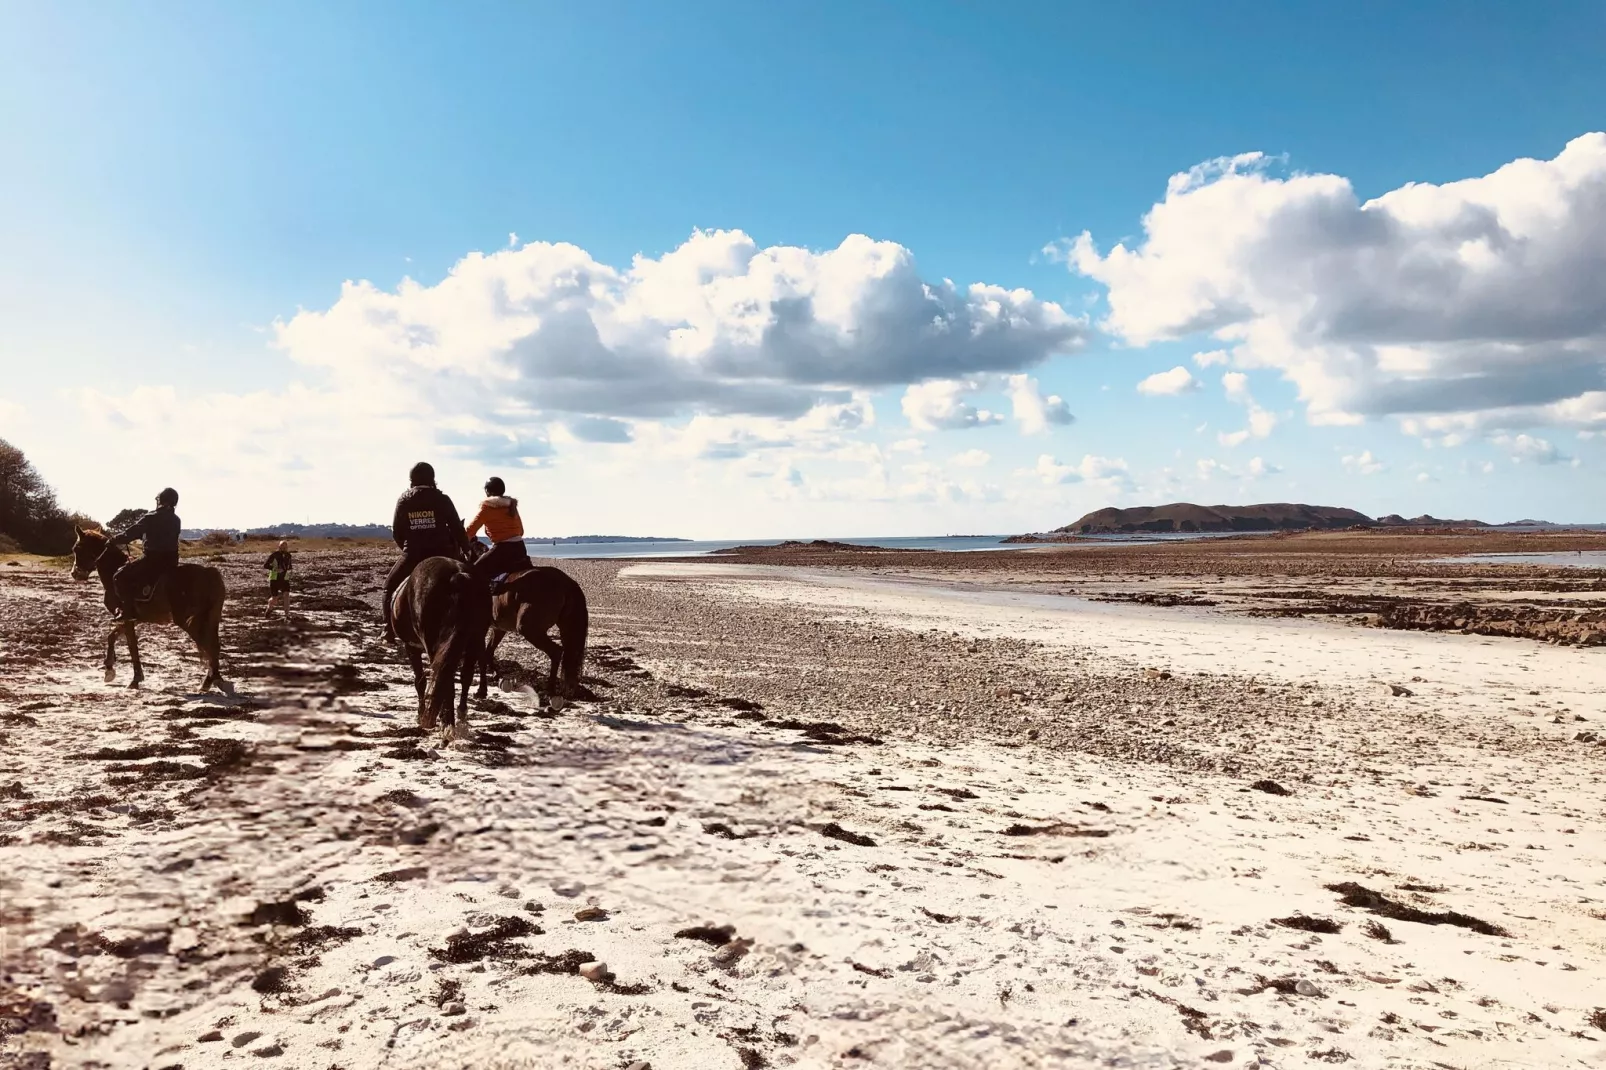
3 2 1605 532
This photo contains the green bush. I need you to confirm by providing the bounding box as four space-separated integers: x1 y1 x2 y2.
0 438 92 555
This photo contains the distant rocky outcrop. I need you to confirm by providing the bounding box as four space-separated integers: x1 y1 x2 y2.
1374 514 1489 528
710 540 922 556
1056 503 1378 535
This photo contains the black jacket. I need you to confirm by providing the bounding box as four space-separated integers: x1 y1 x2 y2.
265 550 292 576
112 507 181 556
392 485 467 554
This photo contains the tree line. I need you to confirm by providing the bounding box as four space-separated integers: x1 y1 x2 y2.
0 438 104 555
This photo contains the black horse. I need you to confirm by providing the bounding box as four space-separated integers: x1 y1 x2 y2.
476 566 589 711
391 556 488 741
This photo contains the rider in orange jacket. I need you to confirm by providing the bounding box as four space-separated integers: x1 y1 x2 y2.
466 476 532 587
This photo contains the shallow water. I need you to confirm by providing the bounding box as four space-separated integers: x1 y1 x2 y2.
1431 550 1606 568
527 530 1264 559
524 535 1027 558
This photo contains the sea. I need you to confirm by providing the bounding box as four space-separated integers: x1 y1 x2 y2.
521 530 1257 559
522 535 1019 559
1431 551 1606 569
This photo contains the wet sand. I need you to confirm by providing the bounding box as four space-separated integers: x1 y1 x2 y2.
1 541 1604 1069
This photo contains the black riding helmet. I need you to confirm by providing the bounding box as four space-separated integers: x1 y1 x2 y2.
156 487 179 508
484 476 505 496
409 462 435 486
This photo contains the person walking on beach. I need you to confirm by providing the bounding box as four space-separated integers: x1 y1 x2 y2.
465 476 532 588
265 540 293 615
383 461 470 640
108 487 182 618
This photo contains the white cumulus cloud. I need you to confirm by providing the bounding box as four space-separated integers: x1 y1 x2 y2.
1136 365 1200 396
1216 372 1278 446
901 378 1005 431
1493 432 1575 466
1342 450 1386 475
282 228 1088 430
1063 133 1606 436
1004 374 1075 434
1028 453 1131 489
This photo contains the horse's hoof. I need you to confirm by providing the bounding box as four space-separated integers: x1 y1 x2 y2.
127 680 141 691
103 668 115 683
550 696 568 713
443 723 472 744
217 679 236 697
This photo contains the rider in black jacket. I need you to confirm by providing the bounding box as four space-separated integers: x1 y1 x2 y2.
383 462 470 639
110 488 182 616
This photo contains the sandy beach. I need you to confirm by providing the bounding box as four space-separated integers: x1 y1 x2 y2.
3 537 1605 1069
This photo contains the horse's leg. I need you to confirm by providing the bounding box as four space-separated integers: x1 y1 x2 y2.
103 622 120 683
184 620 212 693
449 636 477 742
207 606 232 696
404 645 430 728
125 622 144 690
477 627 506 699
525 626 563 709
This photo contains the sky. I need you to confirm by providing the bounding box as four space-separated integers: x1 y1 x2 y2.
2 1 1605 535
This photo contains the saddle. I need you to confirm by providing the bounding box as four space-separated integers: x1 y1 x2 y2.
133 576 168 604
490 569 533 595
113 574 171 620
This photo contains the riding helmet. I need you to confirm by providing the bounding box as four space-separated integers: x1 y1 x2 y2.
156 487 179 508
484 476 506 496
409 462 435 486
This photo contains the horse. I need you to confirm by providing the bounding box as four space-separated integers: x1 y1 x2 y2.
476 565 588 711
391 556 488 741
69 526 231 694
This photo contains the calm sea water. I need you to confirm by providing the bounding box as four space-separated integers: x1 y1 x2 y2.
521 530 1265 559
1431 551 1606 569
523 535 1023 559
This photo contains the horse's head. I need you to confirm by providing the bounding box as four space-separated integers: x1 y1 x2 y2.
70 525 108 581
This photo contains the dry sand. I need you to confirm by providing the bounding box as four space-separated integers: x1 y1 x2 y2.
1 544 1604 1069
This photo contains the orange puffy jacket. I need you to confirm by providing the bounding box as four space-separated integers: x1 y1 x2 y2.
465 496 525 545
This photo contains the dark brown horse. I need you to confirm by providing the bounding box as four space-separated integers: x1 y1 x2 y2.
69 527 230 693
391 556 488 741
476 566 588 711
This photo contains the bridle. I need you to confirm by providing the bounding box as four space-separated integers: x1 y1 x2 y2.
71 536 123 581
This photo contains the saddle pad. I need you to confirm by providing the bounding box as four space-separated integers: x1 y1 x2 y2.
492 568 533 592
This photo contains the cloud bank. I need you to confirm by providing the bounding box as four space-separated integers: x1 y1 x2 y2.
1066 133 1606 435
282 229 1088 435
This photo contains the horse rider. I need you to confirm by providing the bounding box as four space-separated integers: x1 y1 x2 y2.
109 487 182 618
465 476 533 588
383 461 471 640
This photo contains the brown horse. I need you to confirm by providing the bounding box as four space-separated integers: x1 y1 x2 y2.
391 556 488 741
476 566 588 711
69 527 230 694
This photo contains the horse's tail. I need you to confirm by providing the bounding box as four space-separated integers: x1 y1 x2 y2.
558 581 588 699
425 570 483 725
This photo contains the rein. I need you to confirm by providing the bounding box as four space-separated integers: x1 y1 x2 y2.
90 540 126 582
